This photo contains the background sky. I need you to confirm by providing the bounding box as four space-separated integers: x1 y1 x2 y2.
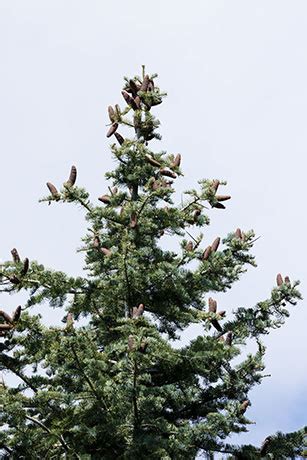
0 0 306 451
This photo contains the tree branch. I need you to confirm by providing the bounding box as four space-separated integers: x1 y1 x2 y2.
70 343 109 412
25 415 69 452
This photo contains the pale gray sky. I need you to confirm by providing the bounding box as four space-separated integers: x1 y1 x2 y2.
0 0 306 448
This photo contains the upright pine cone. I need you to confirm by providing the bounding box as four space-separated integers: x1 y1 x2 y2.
93 236 100 248
0 310 12 324
260 436 272 457
239 399 250 414
225 331 233 346
66 312 74 329
130 212 138 229
202 246 211 260
139 339 148 353
122 91 137 110
134 95 141 109
46 182 60 199
108 106 116 122
11 248 20 263
193 209 201 221
185 241 193 252
128 79 139 97
67 165 77 186
208 297 217 313
211 237 220 252
145 154 161 167
12 305 22 322
140 75 150 92
212 179 220 192
276 273 283 286
235 228 242 239
21 258 29 276
171 154 181 168
132 303 144 318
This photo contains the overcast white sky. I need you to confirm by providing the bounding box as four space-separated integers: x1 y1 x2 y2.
0 0 306 449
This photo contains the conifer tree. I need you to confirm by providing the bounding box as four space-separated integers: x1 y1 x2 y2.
0 68 306 459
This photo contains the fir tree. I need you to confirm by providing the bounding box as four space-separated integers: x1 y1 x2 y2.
0 67 306 459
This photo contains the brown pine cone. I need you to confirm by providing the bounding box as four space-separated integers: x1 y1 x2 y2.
260 436 272 457
212 202 226 209
211 237 220 252
145 154 161 167
46 182 60 199
114 132 125 145
139 339 148 353
21 258 29 276
9 275 20 285
129 79 139 97
115 104 121 117
235 228 242 239
276 273 283 286
225 331 233 346
12 305 22 322
148 79 154 91
171 154 181 168
193 209 201 221
122 91 137 110
208 297 217 313
65 312 74 328
11 248 20 263
140 75 150 92
217 310 226 318
101 247 112 256
159 168 177 178
239 399 250 414
164 180 173 188
106 123 118 138
211 319 222 332
108 106 116 122
134 95 141 109
212 179 220 192
0 323 13 331
132 303 144 318
130 212 138 229
151 180 160 191
185 241 193 252
67 166 77 186
0 310 13 324
93 236 100 248
202 246 212 260
98 195 111 204
215 195 231 202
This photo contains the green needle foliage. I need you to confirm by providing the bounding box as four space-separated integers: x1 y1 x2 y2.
0 67 306 459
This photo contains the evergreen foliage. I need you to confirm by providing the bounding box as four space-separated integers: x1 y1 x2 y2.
0 67 306 459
